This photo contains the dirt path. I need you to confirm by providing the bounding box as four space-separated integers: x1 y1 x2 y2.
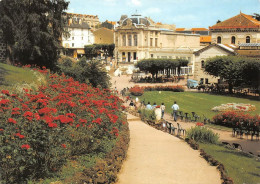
116 113 221 184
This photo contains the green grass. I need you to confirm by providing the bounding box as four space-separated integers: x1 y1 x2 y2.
136 91 260 119
0 62 46 91
199 143 260 184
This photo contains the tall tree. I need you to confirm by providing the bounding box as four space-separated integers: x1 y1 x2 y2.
0 0 69 69
204 56 245 93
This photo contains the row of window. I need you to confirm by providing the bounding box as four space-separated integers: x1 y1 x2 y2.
217 36 251 44
122 35 138 46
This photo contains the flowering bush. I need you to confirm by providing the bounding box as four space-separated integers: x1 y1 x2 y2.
143 85 184 92
196 122 204 126
212 103 256 112
129 86 144 96
213 111 260 128
0 68 126 182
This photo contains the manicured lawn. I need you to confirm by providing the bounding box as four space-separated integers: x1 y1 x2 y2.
199 143 260 184
135 91 260 119
0 62 46 90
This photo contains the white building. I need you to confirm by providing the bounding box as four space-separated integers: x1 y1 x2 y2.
62 15 95 59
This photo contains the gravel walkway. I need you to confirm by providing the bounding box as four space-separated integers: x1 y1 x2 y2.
116 113 221 184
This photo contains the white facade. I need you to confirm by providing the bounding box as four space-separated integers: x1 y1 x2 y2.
62 28 94 49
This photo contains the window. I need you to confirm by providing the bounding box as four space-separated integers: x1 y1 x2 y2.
72 43 74 47
217 36 221 44
155 38 158 47
134 35 138 46
205 78 209 84
72 37 74 40
150 38 153 46
151 54 153 58
122 35 126 46
231 36 236 44
201 60 205 68
200 78 204 84
82 37 83 40
128 35 132 46
134 52 137 60
246 36 250 43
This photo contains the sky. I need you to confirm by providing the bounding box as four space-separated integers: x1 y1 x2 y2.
67 0 260 28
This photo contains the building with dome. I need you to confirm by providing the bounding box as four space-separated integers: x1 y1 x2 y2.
114 14 201 75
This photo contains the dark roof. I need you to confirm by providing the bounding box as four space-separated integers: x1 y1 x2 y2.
194 43 236 56
67 19 90 29
122 14 151 26
239 43 260 47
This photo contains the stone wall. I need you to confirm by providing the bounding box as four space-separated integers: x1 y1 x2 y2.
0 31 6 62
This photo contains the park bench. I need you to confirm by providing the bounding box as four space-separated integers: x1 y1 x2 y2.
191 112 201 122
184 113 191 122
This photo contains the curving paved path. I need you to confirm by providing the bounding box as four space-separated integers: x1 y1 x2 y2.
116 113 221 184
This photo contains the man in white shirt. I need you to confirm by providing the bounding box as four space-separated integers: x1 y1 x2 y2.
171 101 179 122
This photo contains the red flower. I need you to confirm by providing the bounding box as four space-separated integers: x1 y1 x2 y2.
1 90 10 96
48 122 57 128
196 122 204 126
61 144 66 148
21 144 30 150
15 133 25 139
8 118 17 124
92 118 102 124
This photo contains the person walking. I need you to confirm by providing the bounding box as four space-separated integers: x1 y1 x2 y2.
160 103 166 119
171 101 179 122
146 102 153 110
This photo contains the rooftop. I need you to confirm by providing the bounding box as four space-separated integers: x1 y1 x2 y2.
210 12 260 30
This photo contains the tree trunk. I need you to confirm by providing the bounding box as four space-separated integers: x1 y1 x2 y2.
228 83 233 94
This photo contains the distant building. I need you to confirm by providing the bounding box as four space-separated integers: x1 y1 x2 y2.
114 13 201 76
209 12 260 46
93 27 114 44
236 43 260 60
100 20 117 30
0 31 6 62
176 28 211 46
62 13 97 59
193 43 236 84
65 13 100 31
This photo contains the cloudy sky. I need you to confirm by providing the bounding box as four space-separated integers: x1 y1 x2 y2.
68 0 260 28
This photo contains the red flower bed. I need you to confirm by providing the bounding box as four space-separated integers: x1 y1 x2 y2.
213 111 260 128
143 85 184 92
129 86 144 96
0 68 126 183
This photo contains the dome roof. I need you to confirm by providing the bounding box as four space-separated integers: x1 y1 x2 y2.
122 14 151 26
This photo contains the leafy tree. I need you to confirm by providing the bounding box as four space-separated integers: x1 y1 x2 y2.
0 0 69 69
253 13 260 21
204 56 245 93
84 44 115 60
58 57 111 88
136 58 188 79
240 59 260 91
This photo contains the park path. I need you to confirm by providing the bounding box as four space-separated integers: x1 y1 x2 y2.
116 113 221 184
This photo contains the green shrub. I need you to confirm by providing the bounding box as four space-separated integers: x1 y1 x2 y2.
139 109 156 123
186 126 219 144
58 57 111 88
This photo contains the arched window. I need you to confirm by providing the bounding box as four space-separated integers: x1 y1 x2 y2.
201 60 205 68
231 36 236 44
217 36 221 44
246 36 250 43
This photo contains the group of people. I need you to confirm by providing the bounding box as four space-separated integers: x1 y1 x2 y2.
145 101 179 121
